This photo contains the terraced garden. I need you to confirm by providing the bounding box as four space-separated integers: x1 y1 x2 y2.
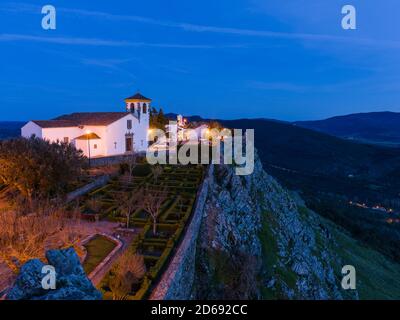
73 163 205 299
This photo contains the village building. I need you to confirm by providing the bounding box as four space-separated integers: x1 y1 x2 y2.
21 92 151 158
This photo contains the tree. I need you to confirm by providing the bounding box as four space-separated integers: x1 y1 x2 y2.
0 137 85 208
150 107 169 129
157 108 167 127
124 152 137 184
115 190 142 229
108 252 146 300
142 187 167 235
0 202 84 271
85 196 102 214
151 165 163 184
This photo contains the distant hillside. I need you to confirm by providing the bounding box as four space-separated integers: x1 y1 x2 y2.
0 122 24 140
294 112 400 146
192 116 400 264
218 118 400 195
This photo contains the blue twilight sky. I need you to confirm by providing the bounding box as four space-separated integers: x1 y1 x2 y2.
1 0 400 121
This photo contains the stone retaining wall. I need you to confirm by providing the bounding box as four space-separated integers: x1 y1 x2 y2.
66 175 111 203
149 165 213 300
90 152 146 167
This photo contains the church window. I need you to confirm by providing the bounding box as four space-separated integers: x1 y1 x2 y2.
127 120 132 130
143 103 147 114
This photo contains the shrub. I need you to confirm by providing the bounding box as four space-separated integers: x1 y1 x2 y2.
0 137 85 205
108 252 147 300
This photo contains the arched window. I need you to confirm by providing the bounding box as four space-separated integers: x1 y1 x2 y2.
143 103 147 114
130 103 135 110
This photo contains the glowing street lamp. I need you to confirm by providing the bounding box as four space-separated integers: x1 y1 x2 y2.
75 130 101 167
86 130 92 167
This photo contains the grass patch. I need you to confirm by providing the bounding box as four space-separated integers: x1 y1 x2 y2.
258 211 297 299
325 218 400 300
83 235 117 275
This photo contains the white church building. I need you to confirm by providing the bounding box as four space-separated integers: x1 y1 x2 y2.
21 92 151 158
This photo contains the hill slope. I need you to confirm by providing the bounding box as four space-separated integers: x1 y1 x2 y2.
193 153 400 299
199 117 400 266
218 118 400 201
294 112 400 146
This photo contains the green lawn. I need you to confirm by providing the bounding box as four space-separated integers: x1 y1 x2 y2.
328 220 400 300
83 235 117 275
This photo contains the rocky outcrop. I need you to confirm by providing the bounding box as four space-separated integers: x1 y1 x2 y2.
193 151 359 300
7 248 102 300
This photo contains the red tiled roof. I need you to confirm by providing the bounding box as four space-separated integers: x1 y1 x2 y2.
32 112 130 128
32 120 77 128
125 93 152 101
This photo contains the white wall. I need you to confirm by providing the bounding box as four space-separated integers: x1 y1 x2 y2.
105 113 149 155
73 126 107 158
21 122 43 139
137 108 150 152
104 115 134 156
21 113 150 158
41 126 106 158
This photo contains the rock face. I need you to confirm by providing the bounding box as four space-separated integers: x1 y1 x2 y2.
193 151 359 300
7 248 102 300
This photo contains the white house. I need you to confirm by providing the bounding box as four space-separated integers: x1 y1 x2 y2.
21 92 151 158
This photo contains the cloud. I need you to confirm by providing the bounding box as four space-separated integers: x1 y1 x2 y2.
2 2 400 49
0 33 244 49
248 78 375 93
55 7 377 47
248 75 400 95
78 58 137 79
80 58 132 68
0 3 400 49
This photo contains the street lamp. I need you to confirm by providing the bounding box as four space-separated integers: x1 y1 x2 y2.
75 130 101 168
86 130 92 167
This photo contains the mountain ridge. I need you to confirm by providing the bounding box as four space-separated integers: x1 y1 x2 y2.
294 111 400 146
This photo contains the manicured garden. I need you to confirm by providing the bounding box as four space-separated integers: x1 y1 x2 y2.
74 162 204 299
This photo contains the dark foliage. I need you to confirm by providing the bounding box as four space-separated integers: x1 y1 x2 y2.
0 137 85 203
